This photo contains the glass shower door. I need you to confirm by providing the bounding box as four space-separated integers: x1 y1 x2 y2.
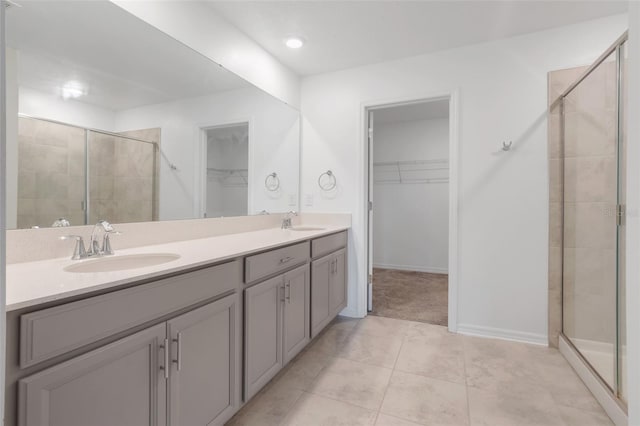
562 50 619 391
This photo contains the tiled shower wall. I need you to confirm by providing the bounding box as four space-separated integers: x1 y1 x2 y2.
89 128 159 224
17 118 159 228
17 118 86 228
547 62 617 348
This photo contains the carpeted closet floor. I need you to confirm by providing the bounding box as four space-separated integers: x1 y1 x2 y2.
370 268 448 325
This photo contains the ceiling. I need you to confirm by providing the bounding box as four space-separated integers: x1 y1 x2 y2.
6 1 249 111
207 1 628 76
374 100 449 124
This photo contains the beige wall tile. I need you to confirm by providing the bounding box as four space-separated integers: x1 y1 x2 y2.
17 172 36 199
35 172 69 200
563 156 617 203
549 202 563 248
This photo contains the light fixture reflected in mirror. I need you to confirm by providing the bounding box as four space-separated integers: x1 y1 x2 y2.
285 36 305 49
60 80 87 99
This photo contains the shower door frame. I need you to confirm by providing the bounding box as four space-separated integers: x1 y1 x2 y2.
557 31 628 411
16 114 160 227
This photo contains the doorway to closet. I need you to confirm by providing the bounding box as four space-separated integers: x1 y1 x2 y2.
366 99 451 326
203 122 250 218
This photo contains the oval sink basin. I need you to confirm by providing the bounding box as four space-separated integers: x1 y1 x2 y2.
289 226 326 231
64 253 181 273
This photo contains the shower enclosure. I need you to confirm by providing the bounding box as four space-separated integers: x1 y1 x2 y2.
557 33 628 406
16 115 159 229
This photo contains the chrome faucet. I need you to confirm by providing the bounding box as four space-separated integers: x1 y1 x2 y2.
60 235 88 260
88 220 120 256
281 211 298 229
60 220 120 260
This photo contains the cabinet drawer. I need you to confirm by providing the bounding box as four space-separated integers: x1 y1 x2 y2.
245 242 309 284
311 231 347 259
20 260 241 369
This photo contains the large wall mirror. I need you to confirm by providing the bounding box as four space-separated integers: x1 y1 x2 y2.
4 1 300 229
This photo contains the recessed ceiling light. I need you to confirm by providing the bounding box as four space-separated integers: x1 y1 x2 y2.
61 81 87 100
285 37 305 49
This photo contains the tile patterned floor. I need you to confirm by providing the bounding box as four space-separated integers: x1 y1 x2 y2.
227 316 613 426
371 269 448 326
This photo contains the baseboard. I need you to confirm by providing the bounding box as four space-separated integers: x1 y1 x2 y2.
559 335 627 426
457 323 547 345
373 263 448 274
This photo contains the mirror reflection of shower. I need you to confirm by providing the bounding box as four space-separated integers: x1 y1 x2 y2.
205 123 249 218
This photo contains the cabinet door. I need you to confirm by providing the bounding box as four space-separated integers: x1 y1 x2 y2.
283 264 311 364
330 249 348 316
167 294 239 426
18 323 167 426
311 254 332 338
244 275 283 399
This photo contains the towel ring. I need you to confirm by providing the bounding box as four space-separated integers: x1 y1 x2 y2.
318 170 337 191
265 172 280 191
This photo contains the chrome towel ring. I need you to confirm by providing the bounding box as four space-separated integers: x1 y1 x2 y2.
265 172 280 191
318 170 337 191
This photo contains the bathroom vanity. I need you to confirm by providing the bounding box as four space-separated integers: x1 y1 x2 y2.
4 227 348 426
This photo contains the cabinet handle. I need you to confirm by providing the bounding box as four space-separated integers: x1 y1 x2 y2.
160 338 169 379
331 260 336 274
286 281 291 303
172 333 182 371
280 284 286 302
279 256 293 264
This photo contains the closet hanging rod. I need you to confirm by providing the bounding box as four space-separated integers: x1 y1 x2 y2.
207 167 248 173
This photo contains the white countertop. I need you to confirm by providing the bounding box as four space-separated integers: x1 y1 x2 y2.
6 225 349 312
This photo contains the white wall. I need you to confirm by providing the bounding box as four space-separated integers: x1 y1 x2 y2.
18 86 116 130
372 118 449 273
300 14 628 342
111 0 300 109
625 2 639 424
115 86 300 221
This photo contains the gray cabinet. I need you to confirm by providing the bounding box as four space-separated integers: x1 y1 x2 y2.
311 254 332 338
168 293 239 426
244 264 310 399
18 323 167 426
18 295 240 426
330 249 347 315
283 264 311 364
311 248 347 338
244 274 283 400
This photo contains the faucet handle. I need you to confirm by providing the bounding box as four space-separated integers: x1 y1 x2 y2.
102 230 121 256
60 235 88 260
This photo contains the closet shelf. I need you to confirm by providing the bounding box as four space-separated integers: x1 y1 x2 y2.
207 167 248 187
373 159 449 185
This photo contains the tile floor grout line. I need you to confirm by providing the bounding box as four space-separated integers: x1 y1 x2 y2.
461 333 473 426
373 331 407 424
275 387 306 426
299 389 380 414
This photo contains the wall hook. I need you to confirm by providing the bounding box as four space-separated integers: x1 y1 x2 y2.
502 141 513 151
